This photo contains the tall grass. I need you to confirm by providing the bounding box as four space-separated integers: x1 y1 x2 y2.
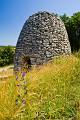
0 54 80 119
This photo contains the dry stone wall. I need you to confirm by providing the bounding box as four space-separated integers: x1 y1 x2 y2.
14 11 71 70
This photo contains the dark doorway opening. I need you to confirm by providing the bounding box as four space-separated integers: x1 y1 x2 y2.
22 56 31 70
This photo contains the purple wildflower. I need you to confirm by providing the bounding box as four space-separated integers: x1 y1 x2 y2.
22 72 26 77
22 99 26 105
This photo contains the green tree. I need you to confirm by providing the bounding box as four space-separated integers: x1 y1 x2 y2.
71 12 80 51
60 12 80 52
0 46 15 66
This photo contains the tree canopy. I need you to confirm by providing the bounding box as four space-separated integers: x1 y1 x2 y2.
60 12 80 52
0 46 15 66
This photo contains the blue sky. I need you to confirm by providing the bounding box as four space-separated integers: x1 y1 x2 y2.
0 0 80 46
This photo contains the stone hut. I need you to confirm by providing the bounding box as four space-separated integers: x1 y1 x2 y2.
14 11 71 70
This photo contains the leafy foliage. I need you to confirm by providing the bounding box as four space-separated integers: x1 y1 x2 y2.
0 46 15 66
60 12 80 52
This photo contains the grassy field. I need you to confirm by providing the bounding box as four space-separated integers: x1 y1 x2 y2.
0 53 80 119
0 46 15 49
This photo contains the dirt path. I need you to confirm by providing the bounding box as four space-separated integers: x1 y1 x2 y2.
0 66 13 72
0 66 13 79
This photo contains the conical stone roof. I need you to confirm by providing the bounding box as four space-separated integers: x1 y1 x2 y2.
14 11 71 70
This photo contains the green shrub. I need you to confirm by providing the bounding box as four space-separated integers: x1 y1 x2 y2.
0 46 15 66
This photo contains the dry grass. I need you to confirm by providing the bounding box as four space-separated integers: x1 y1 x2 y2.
0 54 80 119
